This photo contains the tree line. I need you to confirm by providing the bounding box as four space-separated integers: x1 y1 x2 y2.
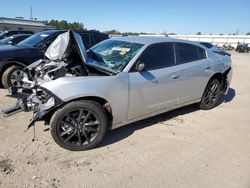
46 20 85 30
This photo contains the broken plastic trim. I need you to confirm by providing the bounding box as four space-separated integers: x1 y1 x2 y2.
26 86 64 129
2 86 64 129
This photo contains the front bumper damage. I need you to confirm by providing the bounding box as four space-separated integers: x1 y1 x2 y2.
2 30 88 129
2 86 63 129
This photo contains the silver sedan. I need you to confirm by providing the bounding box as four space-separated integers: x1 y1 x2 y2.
3 35 232 151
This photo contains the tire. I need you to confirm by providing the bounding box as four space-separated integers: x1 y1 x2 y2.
50 100 108 151
1 65 24 89
198 79 221 110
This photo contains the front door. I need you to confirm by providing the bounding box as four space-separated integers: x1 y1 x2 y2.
127 43 181 120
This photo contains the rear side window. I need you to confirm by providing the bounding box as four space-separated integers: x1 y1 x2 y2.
197 47 206 59
175 43 206 64
200 42 213 48
138 43 175 70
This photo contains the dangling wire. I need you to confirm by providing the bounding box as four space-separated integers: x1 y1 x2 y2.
32 122 36 142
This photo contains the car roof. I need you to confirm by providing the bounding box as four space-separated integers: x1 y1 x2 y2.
111 36 196 45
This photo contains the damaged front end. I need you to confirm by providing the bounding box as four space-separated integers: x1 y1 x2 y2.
21 30 88 87
2 85 63 128
2 30 88 128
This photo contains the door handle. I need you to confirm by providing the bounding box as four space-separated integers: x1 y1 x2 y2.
205 66 211 70
172 74 180 80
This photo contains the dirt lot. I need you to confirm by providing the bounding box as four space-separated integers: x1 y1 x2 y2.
0 52 250 188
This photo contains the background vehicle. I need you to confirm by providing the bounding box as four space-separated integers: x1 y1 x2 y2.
0 30 34 40
0 34 32 46
199 42 231 56
236 43 249 53
2 36 232 151
0 30 109 89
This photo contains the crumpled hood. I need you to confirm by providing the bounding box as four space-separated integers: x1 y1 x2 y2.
45 30 88 64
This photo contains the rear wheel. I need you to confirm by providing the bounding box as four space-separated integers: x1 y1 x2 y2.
199 79 221 110
1 65 24 89
50 100 108 151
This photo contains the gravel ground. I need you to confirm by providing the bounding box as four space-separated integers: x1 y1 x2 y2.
0 52 250 188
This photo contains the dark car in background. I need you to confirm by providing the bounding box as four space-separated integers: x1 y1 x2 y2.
0 34 32 46
0 30 34 40
236 43 249 53
0 30 109 89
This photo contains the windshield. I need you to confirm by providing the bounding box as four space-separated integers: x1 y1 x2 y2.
89 39 143 72
17 32 50 47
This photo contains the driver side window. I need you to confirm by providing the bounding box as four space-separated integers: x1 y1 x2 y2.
136 43 175 71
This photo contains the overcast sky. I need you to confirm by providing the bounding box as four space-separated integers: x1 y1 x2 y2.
0 0 250 34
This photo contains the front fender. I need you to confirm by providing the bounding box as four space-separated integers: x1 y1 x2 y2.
41 72 129 124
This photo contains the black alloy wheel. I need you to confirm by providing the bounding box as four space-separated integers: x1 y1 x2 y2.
199 79 221 110
50 100 108 151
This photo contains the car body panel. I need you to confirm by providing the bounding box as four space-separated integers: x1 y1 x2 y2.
177 59 213 104
39 37 232 130
2 36 233 131
41 72 129 125
127 66 181 119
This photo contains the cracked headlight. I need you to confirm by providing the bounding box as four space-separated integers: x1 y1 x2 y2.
33 88 55 111
23 87 55 112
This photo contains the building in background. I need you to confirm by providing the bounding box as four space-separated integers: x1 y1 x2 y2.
0 17 55 33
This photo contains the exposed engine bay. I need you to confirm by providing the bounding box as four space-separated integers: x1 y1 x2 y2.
21 30 109 88
2 30 110 126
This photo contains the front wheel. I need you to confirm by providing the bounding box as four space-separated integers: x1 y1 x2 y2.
50 100 108 151
198 79 221 110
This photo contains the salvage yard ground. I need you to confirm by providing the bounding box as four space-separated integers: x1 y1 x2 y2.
0 52 250 188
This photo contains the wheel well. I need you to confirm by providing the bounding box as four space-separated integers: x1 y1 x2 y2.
210 73 223 84
0 61 25 88
43 96 113 129
209 69 230 92
71 97 113 128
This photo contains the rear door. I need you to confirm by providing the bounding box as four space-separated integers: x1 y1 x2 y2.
174 43 212 104
128 43 181 120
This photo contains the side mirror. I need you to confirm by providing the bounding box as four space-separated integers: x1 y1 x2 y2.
135 61 145 72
